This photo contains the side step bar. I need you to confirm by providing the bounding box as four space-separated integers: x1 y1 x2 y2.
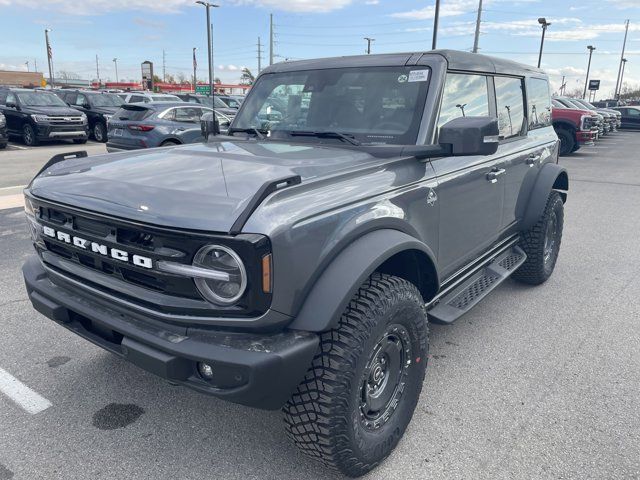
427 246 526 324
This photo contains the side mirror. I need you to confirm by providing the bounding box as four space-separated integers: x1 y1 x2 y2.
6 101 18 110
82 103 91 109
200 111 220 140
439 116 499 156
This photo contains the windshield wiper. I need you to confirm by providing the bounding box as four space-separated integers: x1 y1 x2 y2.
228 127 266 140
289 131 361 146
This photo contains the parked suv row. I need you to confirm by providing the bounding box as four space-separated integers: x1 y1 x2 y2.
0 88 89 146
0 112 7 149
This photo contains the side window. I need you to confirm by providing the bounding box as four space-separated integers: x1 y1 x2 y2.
437 73 490 130
129 95 144 103
6 92 17 106
527 77 552 130
628 109 640 117
174 107 202 123
0 91 7 104
73 94 86 106
494 76 526 140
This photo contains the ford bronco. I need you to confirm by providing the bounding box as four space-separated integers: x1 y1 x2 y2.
22 50 567 477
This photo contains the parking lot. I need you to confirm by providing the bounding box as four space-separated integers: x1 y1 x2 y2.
0 133 639 480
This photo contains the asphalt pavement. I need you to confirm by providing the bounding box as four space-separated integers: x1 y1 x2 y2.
0 133 638 480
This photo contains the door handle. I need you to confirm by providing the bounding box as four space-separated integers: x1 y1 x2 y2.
526 154 541 166
486 168 506 183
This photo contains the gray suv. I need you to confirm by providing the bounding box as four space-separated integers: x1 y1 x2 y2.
106 102 228 152
23 50 566 477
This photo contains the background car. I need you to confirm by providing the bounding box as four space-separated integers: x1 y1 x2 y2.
0 88 88 146
612 106 640 129
0 111 7 148
122 92 182 103
106 102 220 152
175 93 237 119
55 89 123 142
551 99 598 155
217 94 242 109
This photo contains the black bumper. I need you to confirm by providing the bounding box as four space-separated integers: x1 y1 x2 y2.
23 255 318 410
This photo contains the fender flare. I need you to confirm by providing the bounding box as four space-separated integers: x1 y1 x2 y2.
288 229 438 333
521 163 569 231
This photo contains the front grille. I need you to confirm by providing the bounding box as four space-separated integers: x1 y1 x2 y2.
47 116 85 126
29 197 273 318
35 202 204 301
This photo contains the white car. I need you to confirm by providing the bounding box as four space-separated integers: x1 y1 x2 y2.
122 92 183 104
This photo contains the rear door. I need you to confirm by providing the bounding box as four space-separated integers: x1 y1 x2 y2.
622 107 640 129
172 106 206 143
430 72 505 276
3 92 21 134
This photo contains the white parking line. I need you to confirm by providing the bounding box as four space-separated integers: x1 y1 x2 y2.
7 144 28 150
0 367 52 414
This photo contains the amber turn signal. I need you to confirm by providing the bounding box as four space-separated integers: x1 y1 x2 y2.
262 254 272 293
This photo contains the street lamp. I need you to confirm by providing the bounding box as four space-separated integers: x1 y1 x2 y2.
364 37 375 55
112 58 119 84
195 1 219 99
583 45 596 99
537 17 551 68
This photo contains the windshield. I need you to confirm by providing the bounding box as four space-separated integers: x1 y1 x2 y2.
573 99 595 110
17 92 68 107
90 93 124 107
233 66 430 145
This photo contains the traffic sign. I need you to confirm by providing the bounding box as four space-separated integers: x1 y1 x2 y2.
588 80 600 91
195 85 211 95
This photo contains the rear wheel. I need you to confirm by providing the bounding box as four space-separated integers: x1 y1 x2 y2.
283 273 429 477
160 139 180 147
93 122 107 142
22 124 39 146
513 191 564 285
555 128 575 156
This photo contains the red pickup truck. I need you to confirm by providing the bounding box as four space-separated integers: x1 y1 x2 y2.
551 100 598 156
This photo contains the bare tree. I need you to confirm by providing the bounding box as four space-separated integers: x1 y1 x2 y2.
58 70 81 80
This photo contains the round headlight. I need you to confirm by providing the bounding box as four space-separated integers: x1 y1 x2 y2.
193 245 247 305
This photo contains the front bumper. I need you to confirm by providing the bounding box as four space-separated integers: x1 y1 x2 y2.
576 129 597 145
23 255 318 410
35 124 88 141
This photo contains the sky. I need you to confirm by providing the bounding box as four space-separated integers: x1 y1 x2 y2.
0 0 638 99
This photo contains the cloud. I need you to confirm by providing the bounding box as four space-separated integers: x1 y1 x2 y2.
0 0 355 14
391 0 478 20
133 18 166 29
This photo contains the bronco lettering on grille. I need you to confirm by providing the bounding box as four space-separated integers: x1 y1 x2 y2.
42 225 153 269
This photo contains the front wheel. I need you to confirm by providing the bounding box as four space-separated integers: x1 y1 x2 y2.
555 128 575 156
283 273 428 477
513 191 564 285
22 124 39 146
93 122 107 142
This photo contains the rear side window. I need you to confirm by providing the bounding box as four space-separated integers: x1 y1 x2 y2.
494 76 525 139
437 73 490 130
527 78 552 129
129 95 145 103
115 106 152 121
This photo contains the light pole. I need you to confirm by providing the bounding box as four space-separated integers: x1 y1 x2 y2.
432 0 441 50
25 61 29 72
619 58 628 99
583 45 596 99
45 29 54 87
364 37 375 54
113 58 119 84
537 17 551 68
195 1 219 99
193 47 198 93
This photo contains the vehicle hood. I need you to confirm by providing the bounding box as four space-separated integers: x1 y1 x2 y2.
28 140 377 232
26 105 84 116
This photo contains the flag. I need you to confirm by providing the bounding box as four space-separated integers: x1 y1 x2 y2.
46 37 52 60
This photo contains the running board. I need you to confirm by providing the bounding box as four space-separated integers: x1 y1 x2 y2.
428 246 526 324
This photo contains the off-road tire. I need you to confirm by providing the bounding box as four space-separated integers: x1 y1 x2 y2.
22 124 39 146
556 128 575 156
73 138 88 144
513 191 564 285
283 273 429 477
93 122 107 142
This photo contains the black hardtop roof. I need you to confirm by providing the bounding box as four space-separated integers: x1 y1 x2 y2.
261 49 546 78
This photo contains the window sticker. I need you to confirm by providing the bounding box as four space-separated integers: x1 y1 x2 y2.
408 70 430 83
397 75 408 83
